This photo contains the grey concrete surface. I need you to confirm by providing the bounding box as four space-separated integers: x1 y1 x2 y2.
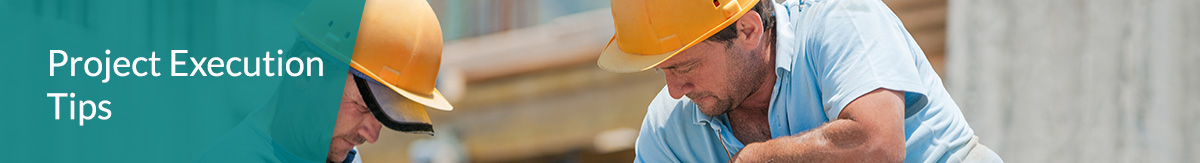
945 0 1200 162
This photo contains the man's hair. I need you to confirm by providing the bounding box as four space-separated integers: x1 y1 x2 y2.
706 0 776 49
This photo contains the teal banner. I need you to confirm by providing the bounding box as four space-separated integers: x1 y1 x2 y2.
0 0 365 162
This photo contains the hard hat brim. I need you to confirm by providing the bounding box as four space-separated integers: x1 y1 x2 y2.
597 37 682 73
354 74 436 134
389 81 453 112
349 62 454 112
597 0 760 73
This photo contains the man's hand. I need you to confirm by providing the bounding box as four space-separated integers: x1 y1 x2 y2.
732 88 906 162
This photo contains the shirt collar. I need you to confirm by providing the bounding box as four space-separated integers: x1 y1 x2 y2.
774 0 798 74
341 147 358 163
692 103 713 125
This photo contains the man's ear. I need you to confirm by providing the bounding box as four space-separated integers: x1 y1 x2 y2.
735 10 764 50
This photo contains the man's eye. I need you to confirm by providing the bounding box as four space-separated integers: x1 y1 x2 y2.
676 66 694 73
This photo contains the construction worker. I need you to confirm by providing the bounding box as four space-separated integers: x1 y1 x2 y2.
193 0 448 162
600 0 1001 162
294 0 454 162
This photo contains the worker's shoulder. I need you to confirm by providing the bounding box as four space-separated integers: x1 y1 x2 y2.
806 0 895 16
807 0 890 7
642 86 699 129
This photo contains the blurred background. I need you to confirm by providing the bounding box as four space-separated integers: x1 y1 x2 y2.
358 0 1200 162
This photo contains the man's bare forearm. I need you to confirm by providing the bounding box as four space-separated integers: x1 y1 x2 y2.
733 89 906 162
733 119 892 162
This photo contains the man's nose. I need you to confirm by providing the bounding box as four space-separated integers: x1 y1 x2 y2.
664 73 692 99
360 113 382 144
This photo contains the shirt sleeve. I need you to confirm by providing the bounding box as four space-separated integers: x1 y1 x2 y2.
806 0 929 120
633 121 679 163
633 88 683 163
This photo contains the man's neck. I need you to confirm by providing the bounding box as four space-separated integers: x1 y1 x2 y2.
735 79 776 111
725 49 778 144
727 71 776 122
733 48 778 112
726 77 776 144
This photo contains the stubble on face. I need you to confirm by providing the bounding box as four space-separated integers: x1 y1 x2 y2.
328 75 370 162
692 43 769 116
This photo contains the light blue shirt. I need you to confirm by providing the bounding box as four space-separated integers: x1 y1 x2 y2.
632 0 975 162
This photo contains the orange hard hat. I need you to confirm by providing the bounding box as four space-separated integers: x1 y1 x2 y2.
293 0 450 133
598 0 761 73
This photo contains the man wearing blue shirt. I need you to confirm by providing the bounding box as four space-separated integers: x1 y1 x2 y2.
598 0 1001 162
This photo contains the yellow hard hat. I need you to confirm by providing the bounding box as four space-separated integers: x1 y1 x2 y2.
350 0 452 112
598 0 761 73
293 0 450 133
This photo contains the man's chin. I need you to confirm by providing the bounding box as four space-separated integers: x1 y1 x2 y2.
697 106 725 116
696 101 735 116
327 141 351 162
327 152 347 163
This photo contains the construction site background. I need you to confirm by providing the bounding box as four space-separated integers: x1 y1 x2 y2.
358 0 1200 162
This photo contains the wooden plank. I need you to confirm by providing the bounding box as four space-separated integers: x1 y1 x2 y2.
442 9 614 82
